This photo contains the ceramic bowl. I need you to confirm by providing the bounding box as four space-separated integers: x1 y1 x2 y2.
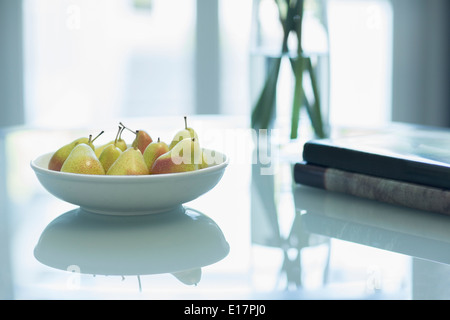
31 149 228 215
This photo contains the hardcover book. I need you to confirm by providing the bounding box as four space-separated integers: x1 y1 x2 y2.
302 123 450 190
293 162 450 215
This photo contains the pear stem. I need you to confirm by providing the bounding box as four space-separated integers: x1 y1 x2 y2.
114 126 121 145
91 131 104 143
120 122 137 135
119 125 125 140
184 116 188 130
157 137 160 143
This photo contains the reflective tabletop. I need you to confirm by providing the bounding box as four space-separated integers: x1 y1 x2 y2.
2 116 450 300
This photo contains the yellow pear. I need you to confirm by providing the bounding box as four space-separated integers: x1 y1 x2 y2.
98 126 125 172
49 131 104 171
169 116 198 149
95 126 127 157
199 149 222 169
199 150 210 169
106 147 149 175
99 144 122 173
143 137 170 173
60 143 105 175
151 137 201 174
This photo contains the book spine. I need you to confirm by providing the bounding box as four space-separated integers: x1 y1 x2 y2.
294 162 450 215
302 141 450 190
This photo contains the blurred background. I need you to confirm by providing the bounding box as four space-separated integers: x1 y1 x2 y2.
0 0 449 129
0 0 449 299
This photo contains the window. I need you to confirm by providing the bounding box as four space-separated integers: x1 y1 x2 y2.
23 0 195 127
23 0 393 129
327 0 393 127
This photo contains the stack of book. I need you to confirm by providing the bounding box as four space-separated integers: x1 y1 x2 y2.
294 123 450 215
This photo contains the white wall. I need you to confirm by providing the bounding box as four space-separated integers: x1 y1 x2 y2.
391 0 450 127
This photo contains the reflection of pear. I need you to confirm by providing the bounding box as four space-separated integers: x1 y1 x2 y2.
143 137 169 173
171 268 202 286
60 143 105 175
151 138 201 174
49 131 104 171
169 116 198 149
106 147 149 175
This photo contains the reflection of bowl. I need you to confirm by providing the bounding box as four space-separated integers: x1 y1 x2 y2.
30 150 228 215
34 206 230 277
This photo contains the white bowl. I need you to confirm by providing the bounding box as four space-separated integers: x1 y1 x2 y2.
31 149 228 215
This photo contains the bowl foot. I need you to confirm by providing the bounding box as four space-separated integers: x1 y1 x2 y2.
80 205 185 216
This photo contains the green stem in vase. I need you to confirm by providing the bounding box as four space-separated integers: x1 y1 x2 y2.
251 0 292 130
290 0 304 139
288 57 317 138
252 0 325 140
305 56 325 138
251 57 282 130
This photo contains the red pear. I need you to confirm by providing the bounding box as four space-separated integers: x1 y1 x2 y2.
120 122 153 154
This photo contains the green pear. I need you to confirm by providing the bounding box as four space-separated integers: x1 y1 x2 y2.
60 143 105 175
98 126 125 172
199 149 223 169
143 137 169 173
95 126 127 157
151 137 201 174
199 150 210 169
120 122 153 154
99 144 122 173
48 131 104 171
48 137 89 171
169 116 198 149
106 147 149 175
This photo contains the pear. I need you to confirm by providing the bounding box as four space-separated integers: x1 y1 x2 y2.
48 137 89 171
48 131 104 171
99 144 122 172
106 147 149 175
60 143 105 175
199 149 222 169
98 126 124 172
95 126 127 157
115 126 128 152
151 137 201 174
199 150 210 169
120 122 153 154
169 116 198 149
143 137 169 173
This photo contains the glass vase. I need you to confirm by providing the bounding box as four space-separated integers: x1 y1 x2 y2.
250 0 330 147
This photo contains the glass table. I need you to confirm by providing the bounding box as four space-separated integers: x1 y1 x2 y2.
2 116 450 300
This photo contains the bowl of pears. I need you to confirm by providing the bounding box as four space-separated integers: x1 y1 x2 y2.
31 117 228 215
